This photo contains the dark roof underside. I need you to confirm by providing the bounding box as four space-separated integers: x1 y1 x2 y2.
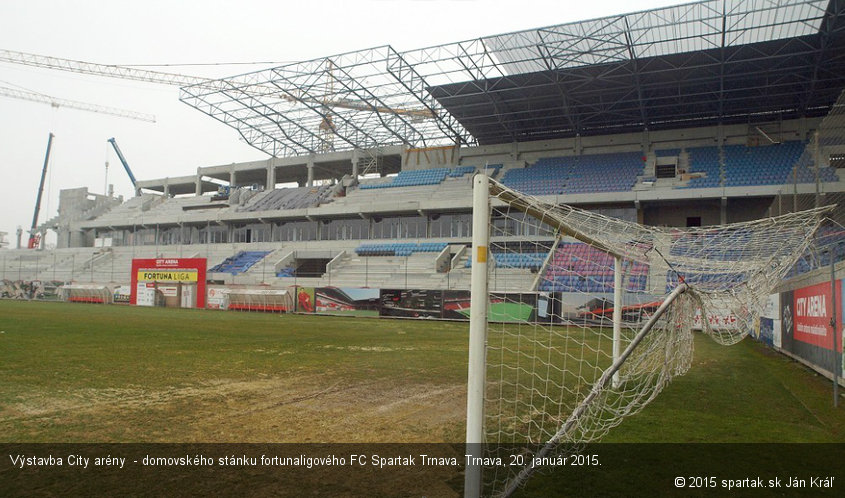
429 28 845 145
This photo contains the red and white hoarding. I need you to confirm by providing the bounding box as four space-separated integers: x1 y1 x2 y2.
793 280 843 352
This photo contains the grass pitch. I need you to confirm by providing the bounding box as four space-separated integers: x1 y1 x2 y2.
1 300 843 444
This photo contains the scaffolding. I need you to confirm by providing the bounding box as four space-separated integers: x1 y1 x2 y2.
179 0 845 157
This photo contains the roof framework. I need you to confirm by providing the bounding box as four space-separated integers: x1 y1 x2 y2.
180 0 845 156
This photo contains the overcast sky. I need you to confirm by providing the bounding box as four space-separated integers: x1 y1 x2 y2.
0 0 680 247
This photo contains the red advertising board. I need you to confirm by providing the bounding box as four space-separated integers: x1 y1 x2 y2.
130 258 207 308
793 280 842 352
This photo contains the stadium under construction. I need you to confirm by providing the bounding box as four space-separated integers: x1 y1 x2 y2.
1 0 843 304
3 2 845 496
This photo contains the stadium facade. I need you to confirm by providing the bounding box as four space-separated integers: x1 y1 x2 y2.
2 0 844 296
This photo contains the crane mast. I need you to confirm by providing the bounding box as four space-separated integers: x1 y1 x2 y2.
29 132 54 249
107 137 137 190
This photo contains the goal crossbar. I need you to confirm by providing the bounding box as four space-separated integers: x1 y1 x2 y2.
488 179 624 259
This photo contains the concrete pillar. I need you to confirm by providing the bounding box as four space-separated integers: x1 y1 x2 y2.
229 166 237 187
56 226 69 249
195 171 202 196
266 158 276 190
163 178 170 198
307 154 315 187
813 130 822 208
351 149 360 179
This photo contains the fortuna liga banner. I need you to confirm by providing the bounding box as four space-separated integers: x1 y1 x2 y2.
130 258 207 308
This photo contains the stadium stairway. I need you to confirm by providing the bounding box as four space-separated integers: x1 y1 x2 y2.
1 246 132 283
85 194 165 228
336 174 473 211
238 185 334 212
239 247 288 282
444 254 539 292
326 251 447 289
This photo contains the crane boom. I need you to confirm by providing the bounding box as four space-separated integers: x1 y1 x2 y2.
107 137 137 188
0 85 156 122
29 132 54 249
0 49 207 87
279 93 434 119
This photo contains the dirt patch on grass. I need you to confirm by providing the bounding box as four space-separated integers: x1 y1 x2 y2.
2 375 466 443
320 345 418 352
184 375 466 443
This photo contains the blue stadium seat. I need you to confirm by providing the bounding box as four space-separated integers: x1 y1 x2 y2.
355 242 449 257
682 146 721 188
360 168 451 189
210 251 272 275
722 141 805 187
500 152 644 196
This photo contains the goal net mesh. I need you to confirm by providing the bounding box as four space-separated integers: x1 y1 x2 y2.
480 179 830 496
769 88 845 278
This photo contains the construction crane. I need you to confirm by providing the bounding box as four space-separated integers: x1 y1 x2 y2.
0 48 442 155
28 132 54 249
0 85 156 122
107 137 137 189
279 92 434 120
0 49 206 87
0 49 434 120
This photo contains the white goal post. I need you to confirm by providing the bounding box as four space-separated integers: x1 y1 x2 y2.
464 173 831 497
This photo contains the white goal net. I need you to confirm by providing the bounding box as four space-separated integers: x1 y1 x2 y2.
465 175 831 497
